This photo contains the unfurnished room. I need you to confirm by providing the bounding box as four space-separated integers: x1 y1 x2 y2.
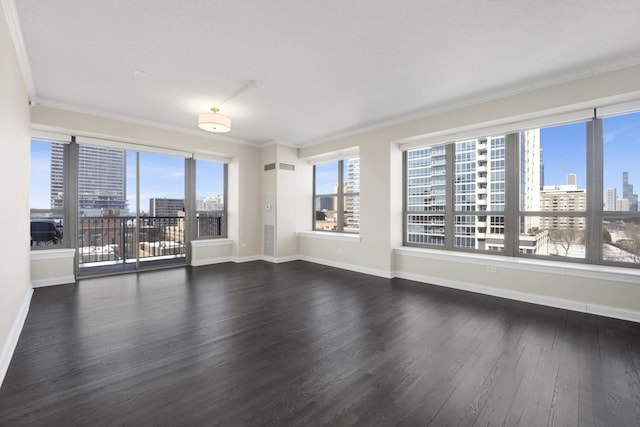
1 1 640 425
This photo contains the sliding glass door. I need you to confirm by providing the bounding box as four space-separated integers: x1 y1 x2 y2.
137 152 186 267
78 147 187 275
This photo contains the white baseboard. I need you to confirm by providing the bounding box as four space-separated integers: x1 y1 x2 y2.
393 270 640 323
232 255 263 263
587 303 640 323
299 255 393 279
0 287 33 388
31 275 76 288
191 255 266 266
261 255 299 264
191 257 233 267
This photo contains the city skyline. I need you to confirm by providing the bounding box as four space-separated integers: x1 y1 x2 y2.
30 142 224 213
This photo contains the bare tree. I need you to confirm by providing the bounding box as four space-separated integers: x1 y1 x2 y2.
549 227 584 257
622 222 640 263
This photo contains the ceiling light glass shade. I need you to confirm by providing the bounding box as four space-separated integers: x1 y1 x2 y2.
198 109 231 133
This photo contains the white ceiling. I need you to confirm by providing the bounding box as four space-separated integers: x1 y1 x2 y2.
10 0 640 147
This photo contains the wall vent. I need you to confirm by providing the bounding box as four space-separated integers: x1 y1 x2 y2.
264 163 276 171
279 163 295 171
263 225 275 256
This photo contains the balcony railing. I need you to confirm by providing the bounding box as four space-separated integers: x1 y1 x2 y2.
77 214 224 267
78 216 187 266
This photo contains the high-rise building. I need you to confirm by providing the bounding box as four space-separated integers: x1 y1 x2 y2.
605 188 617 211
622 171 638 211
566 173 577 187
540 180 586 230
617 198 630 211
406 130 543 252
196 195 224 211
539 147 545 190
149 198 184 217
345 158 360 230
315 196 333 211
406 144 447 245
52 144 127 214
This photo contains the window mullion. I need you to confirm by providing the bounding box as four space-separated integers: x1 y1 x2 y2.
66 140 79 261
504 133 519 256
445 144 455 250
337 160 344 233
184 158 196 261
586 118 603 264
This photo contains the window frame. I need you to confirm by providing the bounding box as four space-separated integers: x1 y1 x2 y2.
191 159 228 240
402 107 640 270
29 138 71 250
30 137 229 255
312 157 360 234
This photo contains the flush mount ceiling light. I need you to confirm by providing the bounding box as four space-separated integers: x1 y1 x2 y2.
198 107 231 133
197 80 260 134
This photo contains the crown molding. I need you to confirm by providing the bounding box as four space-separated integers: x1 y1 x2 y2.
34 99 261 147
295 56 640 148
1 0 37 101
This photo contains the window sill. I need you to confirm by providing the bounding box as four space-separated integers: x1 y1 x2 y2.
296 231 361 243
394 246 640 285
191 238 233 247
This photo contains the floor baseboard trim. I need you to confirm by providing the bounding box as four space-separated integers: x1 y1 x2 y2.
0 287 33 388
31 275 76 288
587 303 640 323
393 271 640 323
232 256 263 263
299 256 393 279
261 255 299 264
191 257 233 267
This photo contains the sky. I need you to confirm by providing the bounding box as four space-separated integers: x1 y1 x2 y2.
30 111 640 210
541 111 640 194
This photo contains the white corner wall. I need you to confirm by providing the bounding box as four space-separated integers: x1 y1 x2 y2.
0 4 32 385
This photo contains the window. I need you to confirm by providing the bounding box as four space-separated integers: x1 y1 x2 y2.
195 160 227 238
602 110 640 265
403 105 640 269
406 145 446 246
313 157 360 233
30 135 228 270
30 139 66 247
519 123 586 259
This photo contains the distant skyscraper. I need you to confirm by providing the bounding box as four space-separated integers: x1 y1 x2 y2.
50 143 65 209
622 171 638 211
605 188 617 211
149 198 184 217
539 147 544 190
51 144 127 213
345 158 360 229
566 173 577 187
617 198 630 211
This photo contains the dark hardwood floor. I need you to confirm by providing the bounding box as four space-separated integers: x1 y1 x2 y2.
1 260 640 426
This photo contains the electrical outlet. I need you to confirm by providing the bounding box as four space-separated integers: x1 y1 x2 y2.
486 266 497 273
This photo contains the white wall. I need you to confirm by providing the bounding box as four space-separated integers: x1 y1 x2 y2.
0 4 32 384
297 63 640 319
